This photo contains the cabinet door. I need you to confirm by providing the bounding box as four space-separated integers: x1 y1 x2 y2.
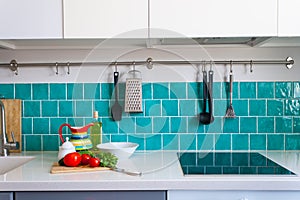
63 0 148 38
0 193 13 200
278 0 300 36
150 0 277 38
0 0 63 39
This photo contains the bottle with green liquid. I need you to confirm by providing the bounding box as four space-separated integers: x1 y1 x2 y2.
90 111 102 152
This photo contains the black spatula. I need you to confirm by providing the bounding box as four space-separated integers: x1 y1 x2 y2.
111 71 122 121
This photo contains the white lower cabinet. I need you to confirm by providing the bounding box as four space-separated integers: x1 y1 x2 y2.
168 190 300 200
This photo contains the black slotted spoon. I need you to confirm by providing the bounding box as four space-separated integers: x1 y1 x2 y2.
111 70 122 121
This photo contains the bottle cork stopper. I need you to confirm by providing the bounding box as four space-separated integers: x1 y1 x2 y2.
93 111 98 119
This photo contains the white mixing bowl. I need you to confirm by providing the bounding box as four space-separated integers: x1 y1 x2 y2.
97 142 139 159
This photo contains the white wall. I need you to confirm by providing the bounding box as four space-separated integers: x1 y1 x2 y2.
0 46 299 83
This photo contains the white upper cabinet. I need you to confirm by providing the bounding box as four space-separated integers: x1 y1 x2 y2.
278 0 300 36
150 0 278 38
63 0 148 38
0 0 62 39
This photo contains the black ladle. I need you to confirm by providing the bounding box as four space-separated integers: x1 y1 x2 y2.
199 69 214 124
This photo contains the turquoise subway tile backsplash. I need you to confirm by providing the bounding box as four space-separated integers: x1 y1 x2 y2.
1 81 299 151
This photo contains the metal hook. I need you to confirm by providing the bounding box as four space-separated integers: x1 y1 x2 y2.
146 57 153 69
55 62 59 75
202 61 206 72
132 61 136 71
67 62 70 75
230 60 233 73
9 60 18 75
210 60 213 71
114 62 118 72
250 60 253 73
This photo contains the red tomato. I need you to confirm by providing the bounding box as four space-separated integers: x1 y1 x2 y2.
63 152 82 167
81 154 91 165
89 157 100 167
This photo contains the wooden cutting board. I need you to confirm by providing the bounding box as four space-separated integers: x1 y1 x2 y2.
1 99 22 153
50 162 110 174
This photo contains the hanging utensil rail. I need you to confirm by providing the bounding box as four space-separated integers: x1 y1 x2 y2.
0 57 294 75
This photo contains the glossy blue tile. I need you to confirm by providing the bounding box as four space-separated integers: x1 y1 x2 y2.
50 83 66 100
171 117 187 133
206 117 222 133
294 117 300 133
232 100 248 116
142 83 152 99
170 82 186 99
25 135 41 151
101 83 113 99
258 117 274 133
240 82 256 99
187 82 201 99
223 118 239 133
214 100 227 117
275 82 292 98
153 83 169 99
180 134 196 150
250 134 266 150
84 83 100 99
50 118 67 135
145 100 161 116
128 134 144 150
42 135 59 151
76 101 92 117
163 134 179 150
215 134 231 150
285 134 300 150
294 82 300 98
111 134 127 142
240 117 257 133
257 82 274 98
32 84 48 100
267 134 284 150
284 100 300 116
222 82 238 99
213 82 222 99
249 100 266 116
102 117 118 134
67 118 84 128
33 118 49 134
162 100 178 116
179 100 196 116
0 84 14 99
42 101 58 117
153 117 169 133
119 117 135 134
67 83 83 99
232 134 248 150
117 82 125 101
94 100 110 117
22 118 32 135
276 117 292 133
145 134 162 150
267 100 283 116
188 117 204 133
15 84 31 100
59 101 74 117
24 101 40 117
197 134 213 150
136 117 152 133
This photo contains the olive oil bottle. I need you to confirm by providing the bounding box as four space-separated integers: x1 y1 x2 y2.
90 111 102 152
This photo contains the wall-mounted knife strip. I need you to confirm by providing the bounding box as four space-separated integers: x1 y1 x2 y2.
1 99 22 153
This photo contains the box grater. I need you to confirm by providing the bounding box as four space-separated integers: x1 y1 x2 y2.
124 70 143 113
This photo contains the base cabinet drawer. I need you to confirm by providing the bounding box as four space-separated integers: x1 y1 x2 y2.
0 192 13 200
15 191 166 200
168 190 300 200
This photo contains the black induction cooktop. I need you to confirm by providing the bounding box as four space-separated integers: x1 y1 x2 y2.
178 152 295 175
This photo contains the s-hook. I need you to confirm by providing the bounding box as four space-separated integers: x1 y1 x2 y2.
9 59 18 75
67 62 70 75
55 62 59 75
250 60 253 73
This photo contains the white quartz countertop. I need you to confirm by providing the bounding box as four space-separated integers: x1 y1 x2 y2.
2 151 300 191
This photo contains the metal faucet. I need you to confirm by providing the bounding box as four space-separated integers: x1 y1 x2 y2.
0 100 19 156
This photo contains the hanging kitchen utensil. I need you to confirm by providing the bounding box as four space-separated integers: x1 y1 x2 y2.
225 61 236 118
199 65 211 125
199 63 214 125
111 65 122 121
124 63 143 113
